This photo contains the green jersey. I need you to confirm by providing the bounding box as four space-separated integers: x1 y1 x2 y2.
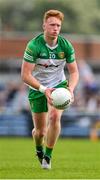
24 33 75 88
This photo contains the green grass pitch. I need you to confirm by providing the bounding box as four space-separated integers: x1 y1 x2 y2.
0 137 100 179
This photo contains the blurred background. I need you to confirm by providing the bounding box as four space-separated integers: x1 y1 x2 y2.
0 0 100 139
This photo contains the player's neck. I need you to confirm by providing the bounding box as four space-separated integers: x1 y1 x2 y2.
44 34 58 47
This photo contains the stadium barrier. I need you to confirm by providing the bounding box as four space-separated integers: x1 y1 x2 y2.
0 110 100 138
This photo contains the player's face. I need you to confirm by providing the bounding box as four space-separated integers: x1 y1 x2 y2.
43 17 62 39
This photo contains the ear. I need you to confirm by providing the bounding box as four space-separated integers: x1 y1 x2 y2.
42 23 45 30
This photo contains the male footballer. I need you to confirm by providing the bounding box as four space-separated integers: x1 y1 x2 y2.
21 9 79 169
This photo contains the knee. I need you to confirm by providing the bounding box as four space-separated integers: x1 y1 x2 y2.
32 128 35 136
49 111 60 127
50 110 60 121
36 128 46 138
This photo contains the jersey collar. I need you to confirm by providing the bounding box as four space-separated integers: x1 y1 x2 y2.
46 43 58 50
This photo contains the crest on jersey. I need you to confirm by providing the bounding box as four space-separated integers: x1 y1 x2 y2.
58 52 65 59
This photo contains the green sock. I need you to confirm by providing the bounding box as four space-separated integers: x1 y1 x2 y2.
36 145 44 153
45 146 53 159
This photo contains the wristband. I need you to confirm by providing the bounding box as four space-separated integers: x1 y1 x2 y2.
39 85 47 93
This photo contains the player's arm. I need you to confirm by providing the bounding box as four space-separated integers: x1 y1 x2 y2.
21 40 47 93
21 60 54 104
21 60 41 90
67 60 79 93
64 40 79 93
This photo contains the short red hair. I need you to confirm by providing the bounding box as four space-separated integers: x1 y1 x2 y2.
43 9 64 22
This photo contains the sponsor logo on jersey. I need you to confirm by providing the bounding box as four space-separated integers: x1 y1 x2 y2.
58 52 65 59
37 63 59 68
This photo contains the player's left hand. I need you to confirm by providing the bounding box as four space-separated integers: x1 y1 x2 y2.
45 88 55 105
67 87 74 103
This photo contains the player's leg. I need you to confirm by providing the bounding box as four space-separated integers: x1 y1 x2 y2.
42 105 63 169
32 112 48 164
29 93 48 164
47 105 63 147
